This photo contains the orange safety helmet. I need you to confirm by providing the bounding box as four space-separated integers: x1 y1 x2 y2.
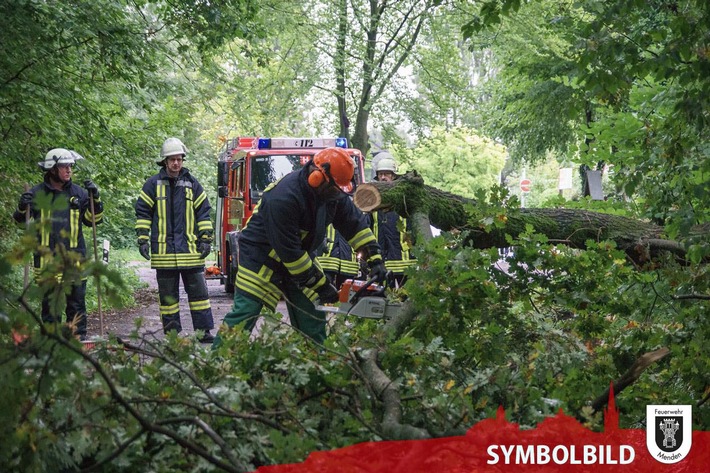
308 147 355 193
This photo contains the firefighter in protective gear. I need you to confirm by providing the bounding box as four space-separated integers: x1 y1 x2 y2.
370 150 397 180
135 138 215 342
214 147 384 346
13 148 104 340
369 151 416 287
317 224 362 289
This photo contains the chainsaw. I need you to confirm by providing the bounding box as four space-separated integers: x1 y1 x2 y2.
316 276 403 320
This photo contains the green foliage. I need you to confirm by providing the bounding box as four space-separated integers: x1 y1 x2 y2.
402 209 708 430
0 0 258 249
461 0 584 164
460 0 710 251
389 4 486 139
1 190 708 470
0 1 708 470
155 0 265 53
393 126 506 199
84 252 146 314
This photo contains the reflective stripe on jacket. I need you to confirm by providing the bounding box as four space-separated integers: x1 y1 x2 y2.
135 167 213 270
12 175 104 275
236 167 378 310
317 224 360 277
371 210 416 275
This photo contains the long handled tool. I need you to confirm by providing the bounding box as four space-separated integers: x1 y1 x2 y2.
88 190 104 337
12 184 33 346
23 184 30 290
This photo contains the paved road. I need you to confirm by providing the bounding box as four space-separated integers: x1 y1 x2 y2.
88 261 288 340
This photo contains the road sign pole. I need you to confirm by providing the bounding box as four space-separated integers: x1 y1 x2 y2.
519 169 532 208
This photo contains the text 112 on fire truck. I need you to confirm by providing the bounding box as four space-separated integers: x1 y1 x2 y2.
210 137 366 293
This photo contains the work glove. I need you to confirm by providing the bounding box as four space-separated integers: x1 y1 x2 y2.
294 265 324 289
138 242 151 261
18 192 33 212
83 179 100 198
199 241 211 259
316 281 340 304
367 258 387 284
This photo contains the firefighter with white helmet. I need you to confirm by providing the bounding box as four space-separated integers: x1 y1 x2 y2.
214 147 385 346
373 152 397 176
370 150 397 180
13 147 103 340
370 151 415 287
135 137 216 342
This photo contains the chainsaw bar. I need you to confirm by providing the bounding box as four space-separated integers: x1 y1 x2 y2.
316 278 402 320
317 296 402 319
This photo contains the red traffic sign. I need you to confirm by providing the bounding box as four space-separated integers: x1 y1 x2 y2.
520 178 532 193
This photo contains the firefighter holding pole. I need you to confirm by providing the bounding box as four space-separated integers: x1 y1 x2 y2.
12 148 104 340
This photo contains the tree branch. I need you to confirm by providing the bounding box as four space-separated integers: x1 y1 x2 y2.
358 348 431 440
17 296 247 472
590 347 670 412
671 293 710 301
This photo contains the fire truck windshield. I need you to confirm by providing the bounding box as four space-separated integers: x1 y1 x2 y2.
251 154 305 195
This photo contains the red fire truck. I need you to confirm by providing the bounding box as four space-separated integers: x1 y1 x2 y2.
212 137 366 292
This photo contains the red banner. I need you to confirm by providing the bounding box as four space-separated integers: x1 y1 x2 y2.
259 393 708 473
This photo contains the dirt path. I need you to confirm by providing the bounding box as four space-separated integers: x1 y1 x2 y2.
85 261 289 340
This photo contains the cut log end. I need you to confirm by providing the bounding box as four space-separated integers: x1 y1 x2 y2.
353 184 381 212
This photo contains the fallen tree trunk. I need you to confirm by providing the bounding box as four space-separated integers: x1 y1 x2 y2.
354 172 688 261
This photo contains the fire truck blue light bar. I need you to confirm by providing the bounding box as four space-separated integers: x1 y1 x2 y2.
257 137 349 149
335 137 348 148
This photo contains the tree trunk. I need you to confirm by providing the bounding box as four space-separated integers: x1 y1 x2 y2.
353 172 691 261
351 106 370 155
335 0 350 141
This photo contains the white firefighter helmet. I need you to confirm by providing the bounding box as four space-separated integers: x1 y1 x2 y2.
158 137 188 164
372 151 397 173
38 148 84 171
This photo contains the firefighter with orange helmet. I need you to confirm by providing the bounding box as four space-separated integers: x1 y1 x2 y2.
214 147 385 345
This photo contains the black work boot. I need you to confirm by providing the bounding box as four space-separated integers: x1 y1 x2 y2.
198 331 215 344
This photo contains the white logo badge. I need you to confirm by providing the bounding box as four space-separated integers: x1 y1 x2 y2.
646 405 692 463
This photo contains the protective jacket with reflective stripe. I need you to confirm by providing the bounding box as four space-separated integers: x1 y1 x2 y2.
236 166 379 310
370 210 416 275
135 167 213 270
12 176 104 275
317 224 360 278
